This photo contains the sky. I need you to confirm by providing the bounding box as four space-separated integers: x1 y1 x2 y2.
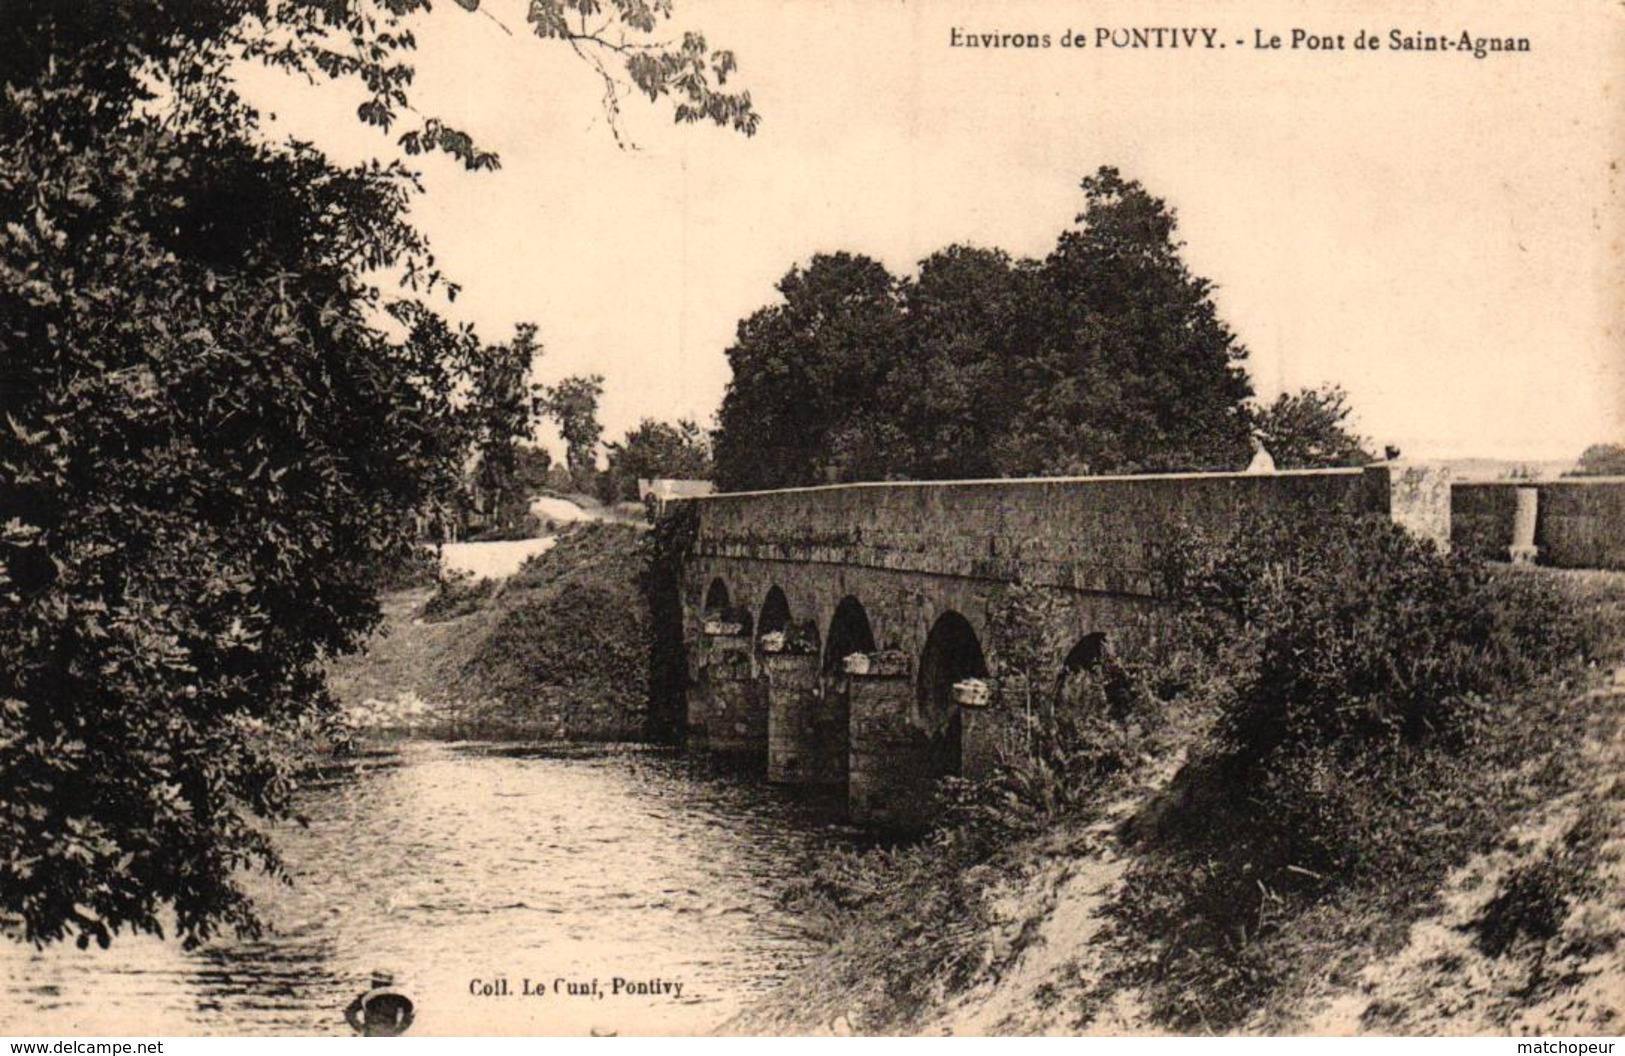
236 0 1624 464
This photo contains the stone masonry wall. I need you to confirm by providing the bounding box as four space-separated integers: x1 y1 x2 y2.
691 468 1394 600
1451 479 1625 570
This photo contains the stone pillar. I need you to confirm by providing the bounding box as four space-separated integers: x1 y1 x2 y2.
958 677 1025 782
1364 463 1453 549
847 672 937 829
764 652 846 784
685 639 710 743
1510 487 1540 565
959 706 1002 782
693 634 767 760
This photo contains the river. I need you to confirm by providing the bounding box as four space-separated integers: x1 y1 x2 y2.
0 742 857 1036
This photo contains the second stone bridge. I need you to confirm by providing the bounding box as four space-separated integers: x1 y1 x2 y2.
681 465 1448 829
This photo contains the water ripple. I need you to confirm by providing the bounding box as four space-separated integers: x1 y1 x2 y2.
1 741 855 1036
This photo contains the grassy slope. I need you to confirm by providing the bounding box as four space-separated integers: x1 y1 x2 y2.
730 570 1625 1037
326 522 654 740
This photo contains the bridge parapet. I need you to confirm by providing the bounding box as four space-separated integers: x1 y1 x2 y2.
690 465 1440 597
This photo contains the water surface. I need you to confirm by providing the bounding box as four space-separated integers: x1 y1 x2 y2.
1 742 853 1036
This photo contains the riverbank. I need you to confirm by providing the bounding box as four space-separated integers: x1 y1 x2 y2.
328 522 659 740
728 569 1625 1037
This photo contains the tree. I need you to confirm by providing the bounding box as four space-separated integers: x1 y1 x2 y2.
1017 167 1254 474
467 324 546 529
1250 384 1375 469
1570 443 1625 477
512 444 555 498
543 374 606 484
712 253 904 490
709 169 1257 489
884 245 1038 480
601 418 713 503
0 0 756 949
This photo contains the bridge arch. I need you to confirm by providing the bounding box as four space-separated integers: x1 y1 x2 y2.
823 596 877 674
758 586 792 640
915 610 987 779
701 577 752 639
1061 631 1108 675
1055 629 1140 721
703 577 731 616
691 575 764 759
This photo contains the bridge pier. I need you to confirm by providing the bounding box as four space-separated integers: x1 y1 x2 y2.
848 672 951 830
764 652 845 785
959 701 1012 782
690 634 767 761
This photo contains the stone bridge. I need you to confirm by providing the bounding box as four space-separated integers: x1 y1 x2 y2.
681 465 1448 829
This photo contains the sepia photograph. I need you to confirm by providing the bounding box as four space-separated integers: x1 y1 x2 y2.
1 0 1622 1041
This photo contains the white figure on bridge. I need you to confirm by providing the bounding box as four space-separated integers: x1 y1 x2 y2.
1244 436 1276 474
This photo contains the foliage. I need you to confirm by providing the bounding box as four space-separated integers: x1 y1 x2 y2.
1569 442 1625 477
855 245 1036 481
1017 167 1254 475
599 417 712 504
638 500 700 742
713 252 905 490
711 168 1258 490
466 324 546 532
945 667 1159 848
0 0 756 948
455 523 650 738
1164 512 1587 757
541 373 606 483
513 444 555 494
0 37 467 950
1473 808 1608 959
519 0 759 142
419 569 498 623
1249 384 1374 468
781 826 1011 1027
375 545 444 592
1089 510 1599 1030
466 512 548 542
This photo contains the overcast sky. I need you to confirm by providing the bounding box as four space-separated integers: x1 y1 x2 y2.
238 0 1624 463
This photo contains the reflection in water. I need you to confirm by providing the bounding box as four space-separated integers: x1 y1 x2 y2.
1 742 855 1036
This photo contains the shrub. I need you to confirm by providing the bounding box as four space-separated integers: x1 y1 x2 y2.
780 827 1006 1026
1088 509 1600 1030
945 661 1161 845
1474 807 1609 959
419 569 496 623
1166 511 1589 760
374 544 442 592
467 511 547 542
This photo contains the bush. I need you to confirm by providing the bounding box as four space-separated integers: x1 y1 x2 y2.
1166 512 1589 759
466 511 547 542
420 569 496 623
1088 509 1601 1030
780 827 1006 1026
1474 807 1609 959
374 544 442 592
944 660 1161 845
